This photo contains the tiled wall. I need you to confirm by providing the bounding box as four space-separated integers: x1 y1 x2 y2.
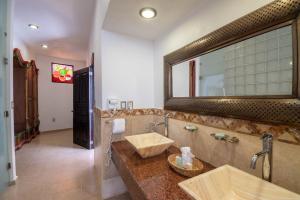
94 115 102 198
94 109 164 199
100 115 158 180
167 118 300 194
224 25 293 96
94 107 300 197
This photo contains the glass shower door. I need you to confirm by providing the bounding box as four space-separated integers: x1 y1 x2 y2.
0 0 10 191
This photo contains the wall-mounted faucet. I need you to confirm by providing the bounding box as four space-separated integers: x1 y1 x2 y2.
250 133 273 182
150 113 171 137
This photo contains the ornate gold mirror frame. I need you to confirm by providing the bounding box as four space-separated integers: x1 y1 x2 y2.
164 0 300 126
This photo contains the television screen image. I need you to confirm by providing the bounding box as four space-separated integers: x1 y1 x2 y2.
51 63 74 84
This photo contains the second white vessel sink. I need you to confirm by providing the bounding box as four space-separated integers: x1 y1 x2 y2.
179 165 300 200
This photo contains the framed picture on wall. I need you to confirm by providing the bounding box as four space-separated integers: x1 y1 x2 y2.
51 63 74 84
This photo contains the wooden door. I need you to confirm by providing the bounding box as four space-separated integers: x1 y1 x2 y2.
73 67 92 149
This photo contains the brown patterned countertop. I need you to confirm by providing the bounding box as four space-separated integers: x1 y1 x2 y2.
111 141 215 200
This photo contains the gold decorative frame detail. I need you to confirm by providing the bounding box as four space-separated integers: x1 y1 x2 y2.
164 0 300 126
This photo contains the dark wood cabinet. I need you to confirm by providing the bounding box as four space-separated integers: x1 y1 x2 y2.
31 61 40 136
13 49 39 150
13 49 27 149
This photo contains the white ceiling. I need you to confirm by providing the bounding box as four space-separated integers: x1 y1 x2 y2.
103 0 208 40
14 0 96 61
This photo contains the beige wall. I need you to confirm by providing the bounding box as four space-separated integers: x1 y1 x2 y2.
87 0 110 108
101 31 155 109
13 35 35 61
94 114 163 199
36 54 86 132
94 114 103 199
167 118 300 194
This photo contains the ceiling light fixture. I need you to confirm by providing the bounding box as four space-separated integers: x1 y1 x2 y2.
139 7 157 19
28 24 39 30
41 44 48 49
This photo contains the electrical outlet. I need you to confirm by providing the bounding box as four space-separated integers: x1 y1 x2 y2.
52 118 56 122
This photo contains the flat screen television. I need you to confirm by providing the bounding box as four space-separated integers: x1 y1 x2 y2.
51 63 74 84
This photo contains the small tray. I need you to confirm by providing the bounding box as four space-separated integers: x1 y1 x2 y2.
167 154 204 177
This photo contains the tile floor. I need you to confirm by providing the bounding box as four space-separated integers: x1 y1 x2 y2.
105 193 131 200
0 130 99 200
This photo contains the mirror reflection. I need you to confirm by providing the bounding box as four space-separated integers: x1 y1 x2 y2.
172 25 293 97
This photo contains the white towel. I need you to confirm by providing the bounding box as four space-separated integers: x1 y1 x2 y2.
112 118 125 134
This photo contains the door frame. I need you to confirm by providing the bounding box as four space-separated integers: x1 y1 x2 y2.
5 0 16 183
89 53 95 148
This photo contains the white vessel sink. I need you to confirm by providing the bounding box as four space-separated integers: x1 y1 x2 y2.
125 132 174 158
179 165 300 200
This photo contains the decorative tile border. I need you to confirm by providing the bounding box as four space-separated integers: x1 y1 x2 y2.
94 108 163 118
93 107 300 145
164 110 300 144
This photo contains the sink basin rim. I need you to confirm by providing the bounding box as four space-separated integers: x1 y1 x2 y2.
125 132 174 149
178 164 300 200
125 132 175 158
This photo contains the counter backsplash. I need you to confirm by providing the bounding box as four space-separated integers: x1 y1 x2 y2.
94 107 300 145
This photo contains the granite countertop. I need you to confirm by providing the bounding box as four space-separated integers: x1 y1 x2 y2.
111 141 215 200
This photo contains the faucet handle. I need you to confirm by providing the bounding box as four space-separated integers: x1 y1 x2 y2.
250 154 258 169
261 132 273 140
164 112 171 118
261 132 273 152
149 122 155 126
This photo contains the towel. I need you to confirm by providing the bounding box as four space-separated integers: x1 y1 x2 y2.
112 118 125 134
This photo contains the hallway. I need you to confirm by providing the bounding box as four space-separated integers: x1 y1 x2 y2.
0 130 98 200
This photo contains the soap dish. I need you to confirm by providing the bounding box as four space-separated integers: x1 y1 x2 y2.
184 125 198 132
167 154 204 177
210 133 239 143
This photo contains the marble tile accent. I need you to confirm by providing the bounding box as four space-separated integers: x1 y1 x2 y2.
94 107 300 196
100 115 156 180
94 114 102 198
96 108 163 118
168 118 300 194
165 110 300 145
94 113 160 199
94 107 300 145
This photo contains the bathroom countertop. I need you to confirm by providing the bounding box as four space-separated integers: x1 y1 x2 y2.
111 141 215 200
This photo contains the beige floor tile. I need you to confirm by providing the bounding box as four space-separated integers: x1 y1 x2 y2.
0 130 98 200
104 192 131 200
50 187 95 200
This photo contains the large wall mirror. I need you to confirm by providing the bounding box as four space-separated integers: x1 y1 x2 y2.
165 0 300 126
172 25 294 97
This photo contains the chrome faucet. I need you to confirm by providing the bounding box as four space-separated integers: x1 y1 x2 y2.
150 113 170 137
250 133 273 182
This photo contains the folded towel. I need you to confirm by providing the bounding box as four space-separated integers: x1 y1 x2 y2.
112 118 125 134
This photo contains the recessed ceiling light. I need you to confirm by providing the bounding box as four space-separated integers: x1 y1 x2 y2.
41 44 48 49
28 24 39 30
139 7 157 19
